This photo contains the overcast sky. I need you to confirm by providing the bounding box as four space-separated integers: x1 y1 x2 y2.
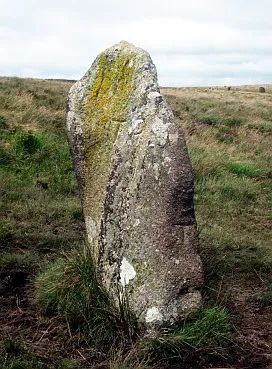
1 0 271 86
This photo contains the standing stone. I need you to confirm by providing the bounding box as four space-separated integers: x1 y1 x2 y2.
259 86 265 93
67 41 203 327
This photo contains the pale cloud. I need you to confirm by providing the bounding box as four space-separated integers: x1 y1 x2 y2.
0 0 271 86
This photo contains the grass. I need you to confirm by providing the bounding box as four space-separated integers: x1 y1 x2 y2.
109 349 154 369
0 339 80 369
0 251 41 271
226 161 271 178
143 306 230 360
246 121 272 133
0 77 84 264
0 77 271 368
35 246 230 362
107 306 230 369
35 246 138 350
0 77 86 365
258 282 272 307
193 115 242 127
164 86 272 301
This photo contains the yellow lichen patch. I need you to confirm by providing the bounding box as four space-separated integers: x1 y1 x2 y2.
83 50 136 243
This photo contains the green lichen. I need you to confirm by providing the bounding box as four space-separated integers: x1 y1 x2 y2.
83 50 136 238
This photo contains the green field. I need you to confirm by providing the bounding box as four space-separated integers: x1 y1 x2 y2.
0 77 271 369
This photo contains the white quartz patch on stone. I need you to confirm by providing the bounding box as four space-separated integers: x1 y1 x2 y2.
120 257 136 286
153 163 159 180
169 133 179 143
145 307 163 323
85 216 97 244
128 117 144 135
133 219 140 227
151 117 170 146
163 156 172 164
147 91 161 100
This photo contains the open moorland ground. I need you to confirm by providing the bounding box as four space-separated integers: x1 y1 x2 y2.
0 77 271 369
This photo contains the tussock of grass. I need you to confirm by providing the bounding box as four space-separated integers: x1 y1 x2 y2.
0 220 13 247
247 121 272 134
215 126 237 143
107 306 230 368
142 306 230 361
36 246 231 363
227 162 271 178
1 129 76 194
194 115 241 127
109 349 153 369
0 115 7 125
36 247 232 363
13 131 43 156
35 247 137 349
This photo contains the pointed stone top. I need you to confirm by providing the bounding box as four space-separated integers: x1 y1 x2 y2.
117 40 133 46
112 40 138 48
102 40 148 60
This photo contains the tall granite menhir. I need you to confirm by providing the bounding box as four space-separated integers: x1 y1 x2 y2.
67 41 203 327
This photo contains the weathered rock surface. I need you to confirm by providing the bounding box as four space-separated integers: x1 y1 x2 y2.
67 41 203 327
